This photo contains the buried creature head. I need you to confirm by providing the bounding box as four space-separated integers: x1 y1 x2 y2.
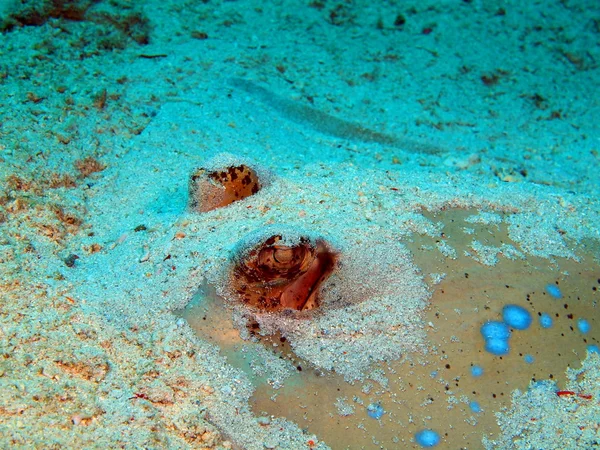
208 224 429 380
227 226 339 313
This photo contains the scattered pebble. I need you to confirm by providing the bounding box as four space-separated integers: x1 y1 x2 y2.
64 253 79 268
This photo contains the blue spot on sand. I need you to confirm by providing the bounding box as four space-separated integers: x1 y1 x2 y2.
485 338 510 356
577 318 590 334
546 284 562 299
481 321 511 355
415 429 440 447
469 401 482 413
481 321 511 340
502 304 532 330
470 365 484 377
367 402 385 419
539 313 553 328
524 354 534 364
588 345 599 354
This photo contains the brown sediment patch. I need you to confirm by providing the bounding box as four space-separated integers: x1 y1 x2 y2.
238 208 598 448
181 282 245 351
1 2 151 47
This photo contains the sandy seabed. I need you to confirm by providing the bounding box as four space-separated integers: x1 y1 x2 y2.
0 1 599 449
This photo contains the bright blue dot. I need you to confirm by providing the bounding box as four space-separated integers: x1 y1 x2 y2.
481 321 511 340
502 304 532 330
577 319 591 334
485 337 510 356
539 313 553 328
415 429 440 447
524 354 534 364
366 402 385 419
546 284 562 299
469 401 482 413
587 344 599 354
470 365 484 377
430 370 438 378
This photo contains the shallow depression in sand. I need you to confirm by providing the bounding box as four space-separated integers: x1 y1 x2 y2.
180 208 599 449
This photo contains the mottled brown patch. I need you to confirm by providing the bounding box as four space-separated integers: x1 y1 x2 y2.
189 164 261 213
6 174 32 192
75 156 106 178
55 359 109 382
47 173 76 189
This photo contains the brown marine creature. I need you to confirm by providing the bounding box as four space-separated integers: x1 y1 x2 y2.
230 233 338 312
189 164 261 212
